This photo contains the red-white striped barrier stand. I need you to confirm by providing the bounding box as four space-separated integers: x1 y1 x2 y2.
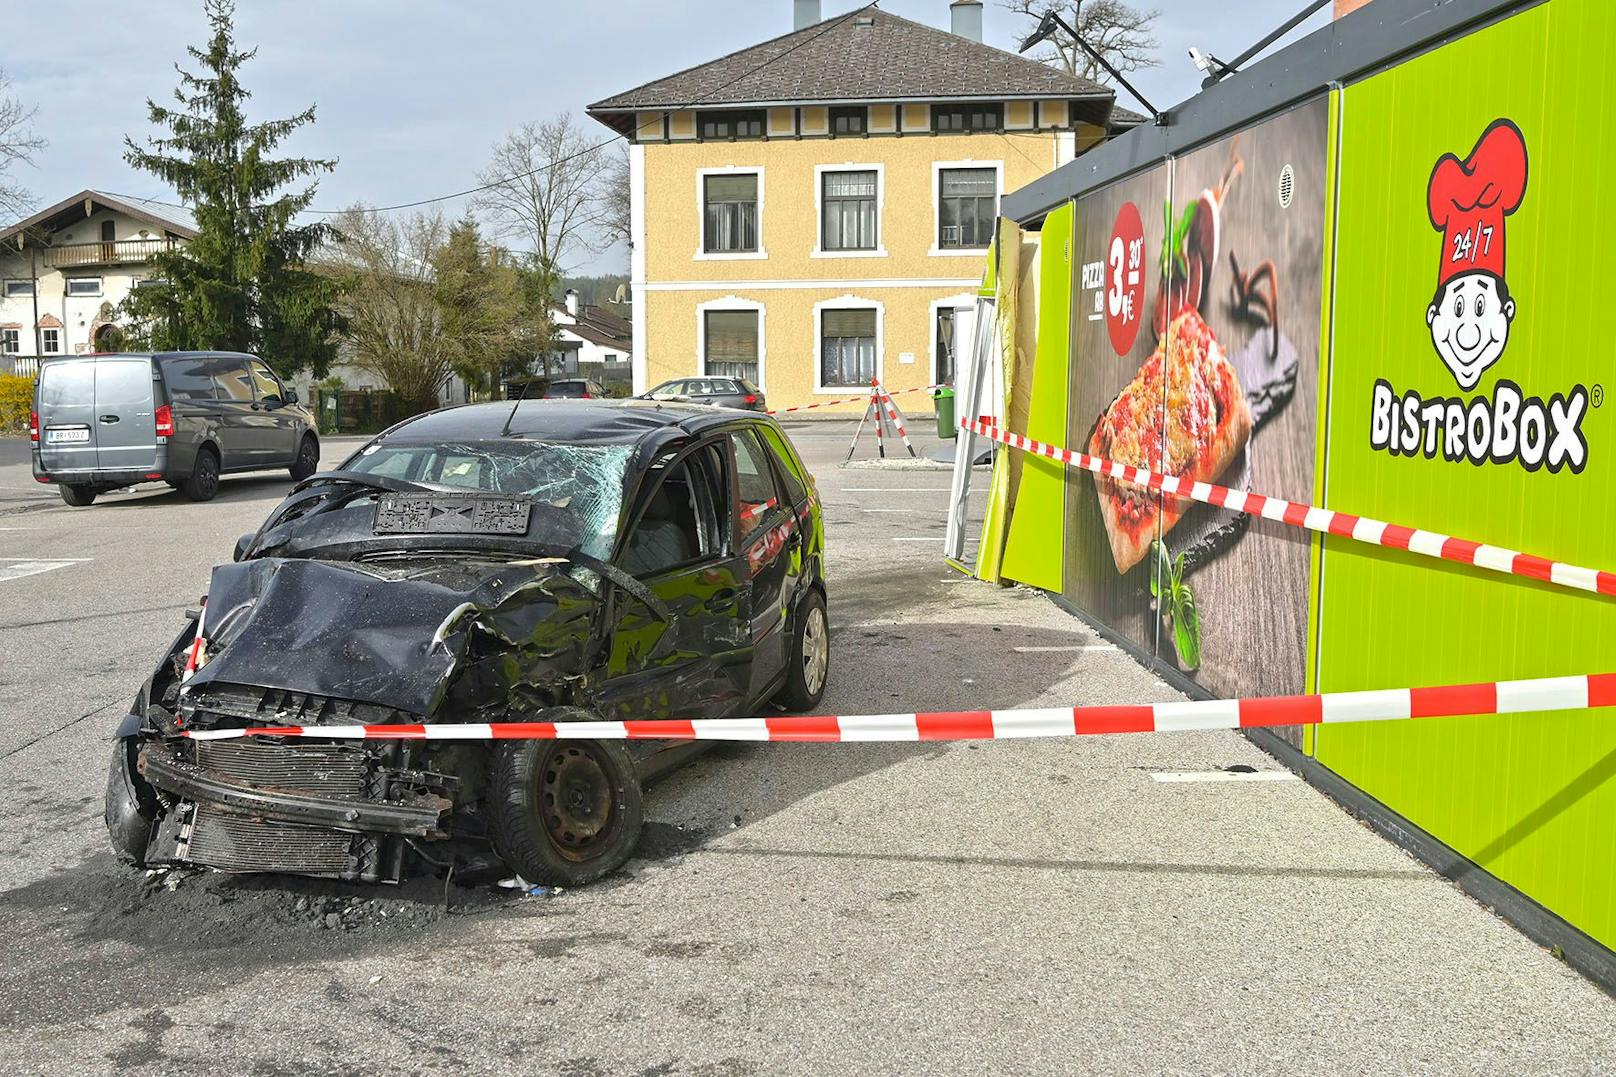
877 385 918 458
963 418 1616 599
768 384 941 416
182 671 1616 742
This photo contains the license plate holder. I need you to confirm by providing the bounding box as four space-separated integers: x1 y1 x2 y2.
45 427 91 444
373 493 532 535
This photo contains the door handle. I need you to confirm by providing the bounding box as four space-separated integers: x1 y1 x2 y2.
98 414 120 424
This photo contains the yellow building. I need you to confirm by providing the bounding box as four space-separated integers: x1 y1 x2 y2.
587 1 1141 414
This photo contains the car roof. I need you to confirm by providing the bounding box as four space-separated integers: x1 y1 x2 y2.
379 398 761 449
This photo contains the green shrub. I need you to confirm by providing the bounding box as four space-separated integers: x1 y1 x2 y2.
0 374 34 434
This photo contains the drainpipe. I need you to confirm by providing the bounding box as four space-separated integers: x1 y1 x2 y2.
29 245 41 360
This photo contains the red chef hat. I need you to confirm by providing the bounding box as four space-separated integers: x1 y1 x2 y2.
1427 119 1528 289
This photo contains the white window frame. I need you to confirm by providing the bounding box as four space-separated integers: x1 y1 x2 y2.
40 327 61 354
930 160 1004 257
695 166 767 261
928 292 977 387
66 277 103 297
812 294 884 395
1 328 18 354
3 279 34 298
812 163 887 259
695 295 767 391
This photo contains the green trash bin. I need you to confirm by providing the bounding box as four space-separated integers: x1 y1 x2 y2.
933 386 956 440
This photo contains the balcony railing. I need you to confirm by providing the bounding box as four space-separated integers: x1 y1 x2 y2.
41 238 180 269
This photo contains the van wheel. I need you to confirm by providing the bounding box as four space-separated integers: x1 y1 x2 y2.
183 447 220 502
773 590 829 711
289 435 319 481
60 484 96 507
489 717 643 888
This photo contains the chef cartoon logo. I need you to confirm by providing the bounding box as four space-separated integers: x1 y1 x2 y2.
1370 118 1589 474
1425 119 1528 391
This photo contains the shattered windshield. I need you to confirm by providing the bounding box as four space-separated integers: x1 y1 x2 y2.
340 440 633 559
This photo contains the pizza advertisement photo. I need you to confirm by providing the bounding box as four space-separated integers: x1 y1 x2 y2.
1063 99 1330 701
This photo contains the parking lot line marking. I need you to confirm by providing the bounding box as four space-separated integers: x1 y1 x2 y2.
1149 771 1299 783
1011 644 1119 653
0 559 86 582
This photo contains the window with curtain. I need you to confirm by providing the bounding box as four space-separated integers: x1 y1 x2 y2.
820 308 877 388
938 167 996 249
704 309 760 382
821 170 877 252
703 173 759 253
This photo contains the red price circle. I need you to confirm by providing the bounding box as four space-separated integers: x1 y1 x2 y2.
1105 201 1146 357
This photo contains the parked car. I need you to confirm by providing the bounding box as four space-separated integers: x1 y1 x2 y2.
105 399 829 887
642 376 766 412
542 378 608 399
31 351 319 506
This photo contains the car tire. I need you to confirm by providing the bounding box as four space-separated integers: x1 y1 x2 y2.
104 740 158 866
488 717 643 887
289 435 319 481
60 484 96 507
182 446 220 502
773 589 829 711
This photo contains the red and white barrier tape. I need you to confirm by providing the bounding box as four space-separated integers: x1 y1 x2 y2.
963 418 1616 598
182 671 1616 742
768 384 941 416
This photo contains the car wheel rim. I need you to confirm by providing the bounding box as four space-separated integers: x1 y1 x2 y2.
299 443 316 469
803 605 828 695
540 744 616 863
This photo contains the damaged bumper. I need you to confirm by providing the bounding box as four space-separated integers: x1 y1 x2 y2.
134 730 460 882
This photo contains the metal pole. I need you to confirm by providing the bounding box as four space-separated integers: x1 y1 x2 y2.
844 394 874 466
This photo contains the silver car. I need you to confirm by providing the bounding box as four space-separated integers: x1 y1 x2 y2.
642 376 766 411
31 351 319 506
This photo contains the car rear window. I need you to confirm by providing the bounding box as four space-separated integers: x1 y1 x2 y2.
546 381 586 398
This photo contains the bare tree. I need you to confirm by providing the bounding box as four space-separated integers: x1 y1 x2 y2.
1000 1 1161 82
321 206 453 411
472 114 607 282
0 69 46 221
600 141 632 251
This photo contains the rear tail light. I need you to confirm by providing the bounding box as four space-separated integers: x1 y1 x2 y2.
580 392 592 399
155 403 174 438
744 394 757 404
28 411 39 442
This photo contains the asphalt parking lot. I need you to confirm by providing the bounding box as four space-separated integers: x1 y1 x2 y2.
1 419 1612 1074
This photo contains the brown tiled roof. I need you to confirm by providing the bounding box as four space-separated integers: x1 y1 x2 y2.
554 303 632 351
588 7 1113 120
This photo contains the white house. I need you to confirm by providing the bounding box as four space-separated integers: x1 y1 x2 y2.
534 289 633 387
0 190 197 376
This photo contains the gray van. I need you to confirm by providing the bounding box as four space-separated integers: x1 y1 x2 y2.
31 351 319 506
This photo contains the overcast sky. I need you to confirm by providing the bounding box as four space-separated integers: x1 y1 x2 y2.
2 0 1332 277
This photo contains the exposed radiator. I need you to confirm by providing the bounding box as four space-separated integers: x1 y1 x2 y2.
195 739 370 797
187 806 356 876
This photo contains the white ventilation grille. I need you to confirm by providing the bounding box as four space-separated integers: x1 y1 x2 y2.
1277 163 1296 209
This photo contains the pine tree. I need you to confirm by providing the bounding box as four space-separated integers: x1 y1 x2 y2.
121 0 342 374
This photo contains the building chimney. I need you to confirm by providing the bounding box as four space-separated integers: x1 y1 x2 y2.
950 0 983 42
564 289 580 318
794 0 821 31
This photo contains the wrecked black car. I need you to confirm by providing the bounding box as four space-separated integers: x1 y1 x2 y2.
105 400 828 886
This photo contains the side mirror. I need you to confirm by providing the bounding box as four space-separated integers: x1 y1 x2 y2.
234 532 255 562
284 388 299 405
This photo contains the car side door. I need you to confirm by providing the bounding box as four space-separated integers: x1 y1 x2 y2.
249 359 301 464
595 441 752 722
208 356 259 468
730 426 803 702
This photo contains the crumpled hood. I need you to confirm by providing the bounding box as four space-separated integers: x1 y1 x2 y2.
185 556 601 716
